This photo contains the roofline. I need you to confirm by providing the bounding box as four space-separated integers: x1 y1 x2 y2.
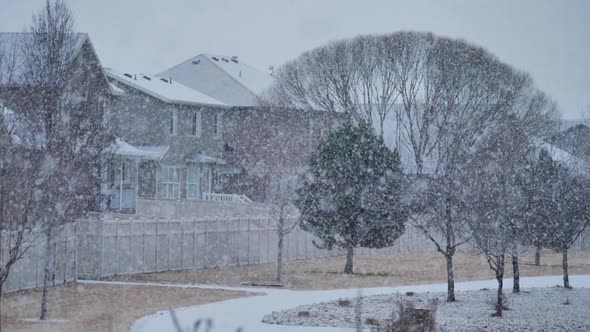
200 55 262 101
105 72 229 109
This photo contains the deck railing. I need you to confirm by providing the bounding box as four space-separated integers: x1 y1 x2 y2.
202 192 253 204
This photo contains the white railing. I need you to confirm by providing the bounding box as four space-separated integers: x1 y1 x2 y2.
202 192 253 204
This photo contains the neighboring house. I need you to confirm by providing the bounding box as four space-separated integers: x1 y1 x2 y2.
106 55 343 213
0 32 117 212
549 123 590 160
157 54 274 106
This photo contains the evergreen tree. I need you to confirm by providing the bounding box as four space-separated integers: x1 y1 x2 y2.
296 121 407 274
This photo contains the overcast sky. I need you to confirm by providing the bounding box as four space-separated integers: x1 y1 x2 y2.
1 0 589 119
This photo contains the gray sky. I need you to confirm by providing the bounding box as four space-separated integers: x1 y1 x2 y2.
1 0 589 119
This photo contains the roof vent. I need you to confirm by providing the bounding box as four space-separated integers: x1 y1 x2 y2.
222 58 229 62
160 78 169 83
142 75 151 81
192 59 200 65
231 56 238 60
124 73 133 78
231 58 238 64
211 56 219 61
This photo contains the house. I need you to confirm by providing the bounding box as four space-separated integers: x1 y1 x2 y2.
157 54 274 106
105 54 343 214
0 32 117 214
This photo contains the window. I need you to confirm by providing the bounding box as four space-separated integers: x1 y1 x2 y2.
169 110 178 135
115 160 131 184
160 166 180 199
187 165 201 199
192 111 202 137
213 112 223 138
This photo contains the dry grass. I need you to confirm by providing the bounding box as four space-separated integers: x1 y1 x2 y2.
0 283 252 332
112 250 590 290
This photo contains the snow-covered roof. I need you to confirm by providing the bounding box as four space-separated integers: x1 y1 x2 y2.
109 82 126 96
0 32 88 85
105 68 226 107
157 54 274 106
113 139 169 159
534 139 588 175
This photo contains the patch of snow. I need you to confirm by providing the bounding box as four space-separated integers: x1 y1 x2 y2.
127 275 590 332
264 288 590 331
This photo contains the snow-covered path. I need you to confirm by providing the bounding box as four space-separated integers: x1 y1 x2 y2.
83 275 590 332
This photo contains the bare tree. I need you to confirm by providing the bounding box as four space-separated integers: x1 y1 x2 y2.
0 111 42 294
266 130 305 283
266 34 402 128
466 115 532 317
409 35 534 303
2 0 114 319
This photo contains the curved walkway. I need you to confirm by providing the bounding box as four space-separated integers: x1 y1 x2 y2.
85 275 590 332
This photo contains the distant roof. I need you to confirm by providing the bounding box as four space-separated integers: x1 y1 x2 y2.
0 32 88 85
105 68 226 107
156 54 274 106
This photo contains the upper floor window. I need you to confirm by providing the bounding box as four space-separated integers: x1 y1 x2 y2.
213 112 223 138
170 110 178 135
192 111 202 137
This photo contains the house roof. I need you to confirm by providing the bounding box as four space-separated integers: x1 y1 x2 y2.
105 68 226 107
156 54 274 106
0 32 89 85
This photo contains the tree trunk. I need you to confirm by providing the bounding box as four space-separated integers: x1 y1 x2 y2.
562 249 571 289
276 214 284 283
493 254 505 317
512 254 520 293
344 247 354 274
445 253 456 302
534 246 541 266
40 226 52 320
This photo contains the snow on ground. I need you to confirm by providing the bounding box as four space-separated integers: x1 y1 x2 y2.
125 275 590 332
263 288 590 331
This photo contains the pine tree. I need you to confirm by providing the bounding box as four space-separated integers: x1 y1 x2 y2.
296 121 407 274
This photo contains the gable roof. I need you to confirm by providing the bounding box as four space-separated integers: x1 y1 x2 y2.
0 32 89 85
156 54 274 106
105 68 226 107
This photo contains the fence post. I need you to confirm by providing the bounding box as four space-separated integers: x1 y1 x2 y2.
167 218 172 271
99 218 105 279
64 224 68 284
236 217 241 267
74 222 78 281
257 217 262 264
155 217 159 272
180 217 184 270
35 237 40 288
129 217 134 274
204 219 209 267
192 218 196 269
247 216 251 265
267 216 271 264
115 220 121 276
226 217 230 266
142 219 146 273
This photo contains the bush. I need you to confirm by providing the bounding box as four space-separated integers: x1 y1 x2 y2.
379 301 438 332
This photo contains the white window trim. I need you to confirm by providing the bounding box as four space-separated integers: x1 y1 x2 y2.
186 164 201 200
160 166 181 199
